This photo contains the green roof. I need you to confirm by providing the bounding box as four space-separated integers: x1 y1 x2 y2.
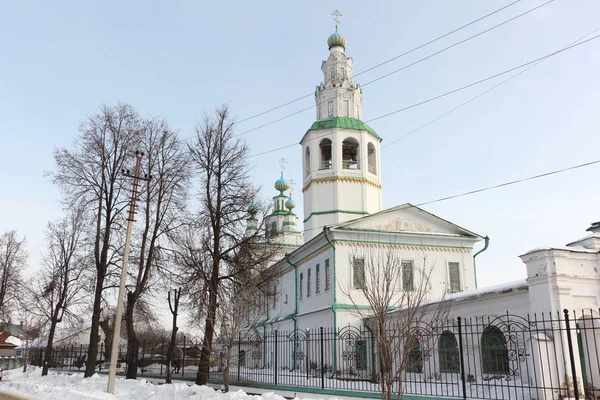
305 117 382 141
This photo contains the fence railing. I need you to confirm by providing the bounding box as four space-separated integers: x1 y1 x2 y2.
36 309 600 400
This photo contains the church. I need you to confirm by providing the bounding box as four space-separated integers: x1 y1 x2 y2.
239 19 600 399
245 24 486 332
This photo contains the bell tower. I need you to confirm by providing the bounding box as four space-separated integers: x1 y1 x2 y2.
301 12 382 241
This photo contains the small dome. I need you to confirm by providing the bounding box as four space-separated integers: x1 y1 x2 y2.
285 195 296 211
327 28 346 50
274 172 290 193
247 201 258 215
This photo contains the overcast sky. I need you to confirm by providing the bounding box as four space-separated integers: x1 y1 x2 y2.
1 1 599 316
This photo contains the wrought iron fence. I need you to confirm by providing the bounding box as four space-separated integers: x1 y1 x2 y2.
36 309 600 400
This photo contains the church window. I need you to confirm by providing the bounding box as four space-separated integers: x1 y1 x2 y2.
269 222 277 238
367 143 376 174
342 138 360 170
284 294 288 304
299 273 303 299
439 331 460 373
353 257 365 290
319 139 332 170
402 260 414 291
304 147 310 177
448 262 461 292
339 67 345 81
325 259 331 290
343 100 349 117
316 263 320 293
272 284 277 308
481 325 509 374
328 100 334 117
329 68 335 83
307 268 312 297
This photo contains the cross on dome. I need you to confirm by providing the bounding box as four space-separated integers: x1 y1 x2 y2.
288 178 296 195
279 157 287 172
331 9 342 30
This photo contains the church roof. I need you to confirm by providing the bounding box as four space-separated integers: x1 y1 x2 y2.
331 203 483 239
305 117 382 141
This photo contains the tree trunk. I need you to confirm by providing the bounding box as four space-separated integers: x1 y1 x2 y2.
195 263 219 385
42 318 59 376
166 313 178 384
125 292 139 379
84 274 104 377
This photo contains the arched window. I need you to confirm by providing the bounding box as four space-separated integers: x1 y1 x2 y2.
367 143 376 175
304 147 310 177
439 331 459 373
406 337 423 373
319 139 332 170
481 325 508 374
342 138 359 170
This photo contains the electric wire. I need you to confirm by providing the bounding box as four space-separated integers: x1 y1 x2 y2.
300 159 600 234
235 0 555 138
247 32 600 158
233 0 524 125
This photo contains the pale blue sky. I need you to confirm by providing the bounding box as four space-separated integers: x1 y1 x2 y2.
1 0 599 292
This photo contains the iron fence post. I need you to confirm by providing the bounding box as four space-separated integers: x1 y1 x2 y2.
99 342 104 372
182 335 186 378
457 316 467 400
275 330 278 385
161 338 165 376
237 332 241 381
563 309 580 400
320 327 324 389
79 344 83 370
306 328 310 380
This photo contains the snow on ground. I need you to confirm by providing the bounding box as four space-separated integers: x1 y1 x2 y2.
0 368 329 400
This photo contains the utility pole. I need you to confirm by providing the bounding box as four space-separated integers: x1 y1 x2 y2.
107 151 150 393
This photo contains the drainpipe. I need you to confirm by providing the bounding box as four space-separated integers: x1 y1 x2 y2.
473 236 489 289
285 253 299 373
323 226 337 377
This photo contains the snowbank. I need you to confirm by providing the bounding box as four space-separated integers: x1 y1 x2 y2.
0 368 327 400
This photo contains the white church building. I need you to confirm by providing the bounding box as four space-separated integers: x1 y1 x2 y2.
238 22 600 400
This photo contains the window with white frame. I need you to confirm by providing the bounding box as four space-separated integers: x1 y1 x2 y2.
402 260 414 291
325 259 331 290
316 263 320 293
353 257 365 290
307 268 312 297
299 272 303 299
448 262 461 292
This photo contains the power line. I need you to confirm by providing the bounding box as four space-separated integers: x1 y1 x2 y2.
234 0 523 125
235 0 554 138
300 158 600 234
248 32 600 158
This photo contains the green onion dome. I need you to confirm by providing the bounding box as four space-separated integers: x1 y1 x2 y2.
247 201 258 215
285 195 296 211
274 172 290 194
327 28 346 50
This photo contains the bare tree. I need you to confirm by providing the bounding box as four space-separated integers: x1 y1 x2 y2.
165 287 181 384
0 231 26 318
216 258 279 392
51 103 145 377
340 245 449 400
185 105 277 385
124 118 190 379
27 208 89 376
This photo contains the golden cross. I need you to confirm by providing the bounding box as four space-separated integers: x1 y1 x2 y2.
279 157 287 172
289 178 296 195
332 9 342 30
